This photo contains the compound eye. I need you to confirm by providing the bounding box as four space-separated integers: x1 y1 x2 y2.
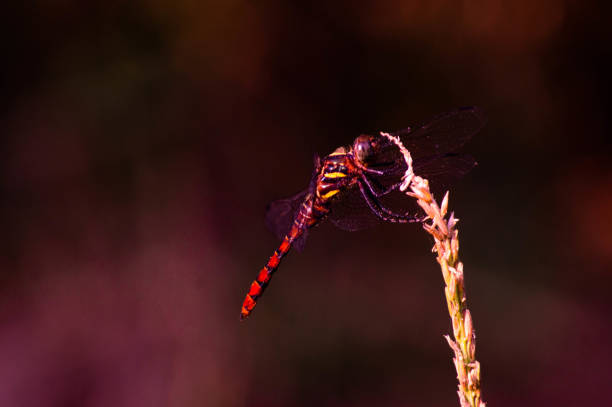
354 136 372 162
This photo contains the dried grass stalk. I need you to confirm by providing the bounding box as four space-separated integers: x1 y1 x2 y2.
382 132 485 407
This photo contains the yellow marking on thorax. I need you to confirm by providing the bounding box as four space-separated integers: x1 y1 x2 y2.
321 189 339 199
323 171 347 179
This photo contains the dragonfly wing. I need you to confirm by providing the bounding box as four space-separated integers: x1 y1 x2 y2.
265 158 321 251
328 182 421 231
363 107 483 190
391 106 485 159
328 185 381 231
412 153 477 193
291 228 309 252
361 149 477 197
265 189 308 241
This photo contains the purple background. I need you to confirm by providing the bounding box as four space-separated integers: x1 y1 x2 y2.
1 1 611 406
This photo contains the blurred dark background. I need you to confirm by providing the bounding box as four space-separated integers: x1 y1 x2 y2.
1 1 611 406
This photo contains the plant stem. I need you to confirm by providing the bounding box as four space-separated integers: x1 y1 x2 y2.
382 132 485 407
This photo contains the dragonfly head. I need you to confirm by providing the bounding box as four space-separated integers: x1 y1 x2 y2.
353 135 379 164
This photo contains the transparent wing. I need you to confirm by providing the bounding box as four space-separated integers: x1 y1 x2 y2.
412 153 477 193
362 107 483 191
264 189 311 251
328 184 381 232
264 158 321 251
391 106 485 159
328 183 422 232
265 189 308 241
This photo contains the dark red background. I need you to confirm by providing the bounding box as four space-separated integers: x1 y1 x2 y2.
1 1 611 406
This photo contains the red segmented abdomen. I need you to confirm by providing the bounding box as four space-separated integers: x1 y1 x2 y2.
240 195 328 320
240 223 302 320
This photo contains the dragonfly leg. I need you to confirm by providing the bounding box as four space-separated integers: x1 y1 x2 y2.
363 168 385 176
360 173 401 197
357 180 423 223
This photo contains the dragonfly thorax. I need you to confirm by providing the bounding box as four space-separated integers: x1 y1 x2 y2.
314 149 356 201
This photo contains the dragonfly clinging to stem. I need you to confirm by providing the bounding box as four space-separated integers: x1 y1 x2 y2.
240 107 486 320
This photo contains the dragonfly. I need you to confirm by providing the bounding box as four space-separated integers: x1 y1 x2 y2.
240 106 486 320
